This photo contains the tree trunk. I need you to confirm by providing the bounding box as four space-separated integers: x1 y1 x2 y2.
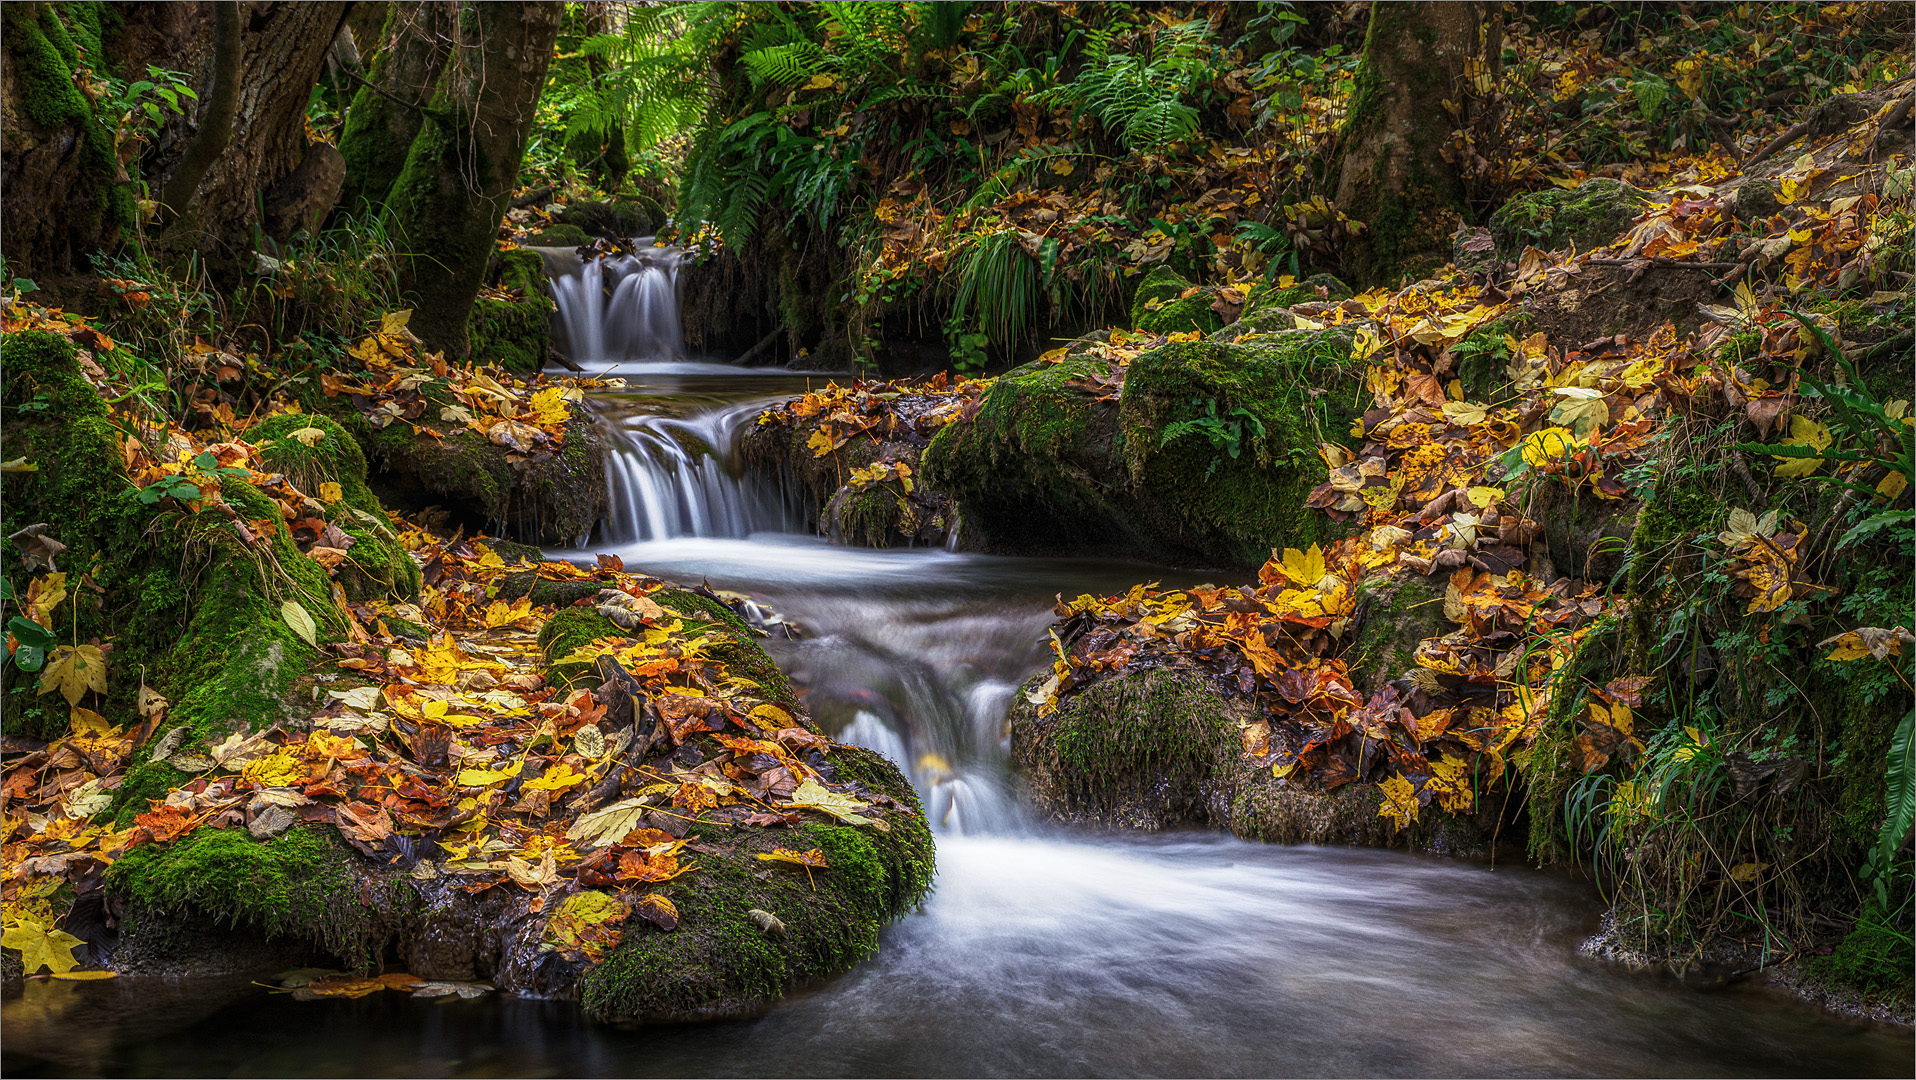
0 2 137 276
150 1 350 264
157 1 240 220
334 0 456 218
1330 1 1486 285
386 1 562 359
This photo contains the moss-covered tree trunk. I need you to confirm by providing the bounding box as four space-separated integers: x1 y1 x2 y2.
385 1 562 358
0 2 137 275
334 0 456 218
1330 1 1485 285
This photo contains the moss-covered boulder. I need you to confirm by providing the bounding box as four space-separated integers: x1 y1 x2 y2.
529 223 593 248
581 757 933 1022
107 826 409 976
556 198 663 239
923 332 1361 568
1010 667 1501 852
469 248 555 376
537 587 802 712
338 409 606 546
1129 265 1223 336
1488 178 1651 256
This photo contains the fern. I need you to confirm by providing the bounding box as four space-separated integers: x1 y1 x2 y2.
1869 706 1915 902
1036 17 1213 152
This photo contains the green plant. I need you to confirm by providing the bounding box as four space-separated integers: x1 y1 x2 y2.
1035 17 1213 152
1160 398 1267 478
950 228 1050 362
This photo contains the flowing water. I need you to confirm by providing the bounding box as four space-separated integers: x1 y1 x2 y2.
6 252 1908 1077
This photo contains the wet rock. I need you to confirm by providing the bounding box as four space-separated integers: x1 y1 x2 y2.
1009 667 1504 853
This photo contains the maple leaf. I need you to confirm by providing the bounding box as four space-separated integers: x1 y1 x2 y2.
1519 427 1580 468
541 890 628 962
1376 773 1419 831
524 763 590 792
2 916 85 975
1273 544 1328 588
36 644 107 706
633 893 679 932
1718 508 1779 548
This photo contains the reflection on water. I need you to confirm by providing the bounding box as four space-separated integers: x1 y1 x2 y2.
6 836 1908 1078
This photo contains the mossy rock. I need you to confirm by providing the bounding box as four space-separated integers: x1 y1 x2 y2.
529 224 593 248
1 332 340 744
555 198 661 239
1129 265 1223 336
469 248 554 376
1010 666 1500 852
925 333 1357 568
581 755 934 1022
1488 178 1651 257
536 589 803 714
336 408 606 546
251 413 422 602
108 826 409 975
1343 571 1450 693
1243 273 1353 314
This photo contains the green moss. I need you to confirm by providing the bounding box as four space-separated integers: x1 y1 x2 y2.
1523 616 1620 865
654 590 803 714
162 480 342 743
1488 178 1650 256
925 332 1354 567
579 749 932 1022
529 224 593 248
1130 266 1222 335
1048 669 1233 807
1343 572 1448 691
468 249 553 376
107 826 404 970
536 608 624 687
1 4 135 256
1801 897 1915 1003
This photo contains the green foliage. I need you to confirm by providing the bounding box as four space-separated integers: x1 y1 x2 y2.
1034 17 1212 152
1160 398 1267 479
951 228 1049 362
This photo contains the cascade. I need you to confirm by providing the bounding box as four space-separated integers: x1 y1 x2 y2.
597 401 802 543
539 238 686 366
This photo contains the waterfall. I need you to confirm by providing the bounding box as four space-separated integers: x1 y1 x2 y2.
539 239 687 366
599 400 803 543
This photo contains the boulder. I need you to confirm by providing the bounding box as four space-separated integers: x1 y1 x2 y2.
923 332 1361 568
1129 265 1223 336
1488 178 1651 257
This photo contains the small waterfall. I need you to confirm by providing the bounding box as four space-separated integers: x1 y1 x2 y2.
541 239 686 365
599 400 803 543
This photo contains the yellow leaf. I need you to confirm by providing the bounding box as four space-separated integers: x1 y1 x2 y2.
1877 472 1908 503
242 753 301 787
803 74 836 90
281 600 319 647
318 481 344 503
1 916 84 974
785 779 888 831
524 764 590 792
37 645 107 707
457 760 524 787
1376 773 1418 831
1275 544 1327 588
1520 427 1579 467
1728 862 1767 883
379 310 413 335
1771 414 1831 479
286 427 328 447
1466 486 1504 509
68 706 116 738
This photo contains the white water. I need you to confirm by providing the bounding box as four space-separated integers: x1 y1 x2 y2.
597 400 802 544
540 239 688 368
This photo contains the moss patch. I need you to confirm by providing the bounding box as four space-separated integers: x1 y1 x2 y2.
1489 178 1650 256
252 413 422 602
469 249 554 376
107 826 405 970
1130 265 1223 336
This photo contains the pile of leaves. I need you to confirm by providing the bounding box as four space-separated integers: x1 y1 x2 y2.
754 371 990 459
3 465 913 981
316 309 618 456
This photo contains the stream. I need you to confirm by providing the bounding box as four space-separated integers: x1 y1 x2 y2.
4 245 1909 1078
